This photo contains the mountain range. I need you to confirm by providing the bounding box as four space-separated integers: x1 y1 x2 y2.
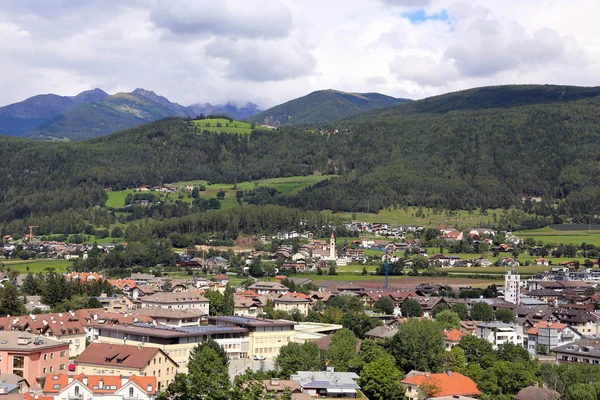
0 88 262 140
246 89 410 126
3 84 600 226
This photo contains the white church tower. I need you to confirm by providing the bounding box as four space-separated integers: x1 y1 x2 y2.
329 231 336 260
504 268 520 305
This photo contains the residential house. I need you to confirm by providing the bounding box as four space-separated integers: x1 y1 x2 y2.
95 294 136 313
444 329 467 350
206 256 228 271
273 293 310 316
261 378 301 396
536 258 551 266
525 321 582 355
553 339 600 365
248 282 289 296
213 274 230 285
553 308 599 336
140 291 210 314
42 374 158 400
233 294 268 317
476 322 524 349
130 273 155 285
401 371 481 400
74 343 178 391
441 231 464 241
364 324 398 340
428 254 461 267
291 368 361 398
515 383 560 400
0 332 69 390
23 296 50 312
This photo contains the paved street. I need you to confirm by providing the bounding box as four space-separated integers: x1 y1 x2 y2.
229 358 276 381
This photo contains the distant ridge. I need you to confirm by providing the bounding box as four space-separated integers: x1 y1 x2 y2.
246 89 411 126
0 89 262 140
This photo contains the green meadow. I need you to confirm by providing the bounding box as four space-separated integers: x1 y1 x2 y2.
0 259 72 274
514 226 600 246
192 118 269 135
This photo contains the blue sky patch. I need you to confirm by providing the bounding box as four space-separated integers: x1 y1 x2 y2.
402 9 449 24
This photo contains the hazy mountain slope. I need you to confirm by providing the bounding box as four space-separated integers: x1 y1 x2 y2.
246 89 411 126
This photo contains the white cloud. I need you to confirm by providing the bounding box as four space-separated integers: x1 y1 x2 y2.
0 0 598 108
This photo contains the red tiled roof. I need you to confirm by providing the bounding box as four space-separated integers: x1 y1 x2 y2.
75 343 176 369
444 329 467 342
402 372 481 397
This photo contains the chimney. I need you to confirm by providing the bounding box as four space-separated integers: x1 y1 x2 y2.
83 376 88 385
534 382 539 387
447 371 453 376
99 379 104 389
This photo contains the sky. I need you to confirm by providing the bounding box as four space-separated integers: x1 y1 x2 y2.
0 0 598 108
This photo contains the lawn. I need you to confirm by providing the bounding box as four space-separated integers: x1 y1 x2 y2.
515 226 600 246
0 259 72 274
192 118 269 135
329 207 501 228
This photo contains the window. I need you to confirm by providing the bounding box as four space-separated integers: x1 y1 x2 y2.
50 366 54 372
59 364 66 370
74 386 80 395
53 384 61 390
60 351 66 357
129 387 134 397
43 354 47 360
50 353 54 359
43 367 47 374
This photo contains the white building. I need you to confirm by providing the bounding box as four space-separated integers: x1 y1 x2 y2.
504 269 521 304
42 374 158 400
525 321 582 355
139 291 209 314
476 322 524 349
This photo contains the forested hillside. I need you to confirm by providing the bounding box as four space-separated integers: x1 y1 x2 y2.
4 85 600 232
246 89 410 126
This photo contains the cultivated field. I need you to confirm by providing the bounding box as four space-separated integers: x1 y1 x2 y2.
331 207 500 228
514 226 600 246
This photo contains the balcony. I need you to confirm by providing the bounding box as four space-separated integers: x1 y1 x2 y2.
68 394 83 400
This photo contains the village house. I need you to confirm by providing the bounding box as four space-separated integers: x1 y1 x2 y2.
428 254 461 267
42 374 159 400
132 308 206 327
248 282 289 295
75 343 178 392
444 329 467 350
476 321 524 349
273 293 310 316
234 294 268 317
402 371 482 400
95 294 136 313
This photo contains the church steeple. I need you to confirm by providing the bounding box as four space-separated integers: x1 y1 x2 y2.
330 231 336 260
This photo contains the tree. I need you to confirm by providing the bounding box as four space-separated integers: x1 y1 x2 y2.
471 302 494 322
0 282 25 316
451 303 469 320
388 319 445 372
327 328 359 371
359 356 404 400
373 296 395 314
442 346 467 373
110 226 123 238
222 284 234 316
495 308 515 323
21 273 42 295
163 340 230 400
275 342 323 379
401 299 423 317
249 259 264 278
341 312 381 339
204 290 224 316
458 335 495 364
435 310 461 329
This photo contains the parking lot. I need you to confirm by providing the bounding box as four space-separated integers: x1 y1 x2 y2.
229 358 276 381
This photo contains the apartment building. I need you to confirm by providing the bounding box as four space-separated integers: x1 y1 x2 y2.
74 343 177 391
0 332 69 389
476 322 524 349
525 321 582 355
140 291 209 314
553 339 600 365
42 374 158 400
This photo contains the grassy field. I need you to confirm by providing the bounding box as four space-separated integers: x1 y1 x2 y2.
0 259 72 274
515 226 600 246
192 118 269 135
330 207 501 228
106 175 331 210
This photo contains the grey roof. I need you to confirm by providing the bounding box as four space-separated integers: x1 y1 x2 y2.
365 325 398 339
552 339 600 357
291 370 360 391
515 385 561 400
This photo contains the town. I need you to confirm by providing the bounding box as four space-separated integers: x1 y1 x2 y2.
1 221 599 400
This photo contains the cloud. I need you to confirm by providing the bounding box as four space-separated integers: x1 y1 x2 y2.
150 0 293 39
390 55 458 86
378 0 432 7
367 76 388 85
205 38 317 82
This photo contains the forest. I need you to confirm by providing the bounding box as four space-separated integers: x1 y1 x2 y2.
4 85 600 234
